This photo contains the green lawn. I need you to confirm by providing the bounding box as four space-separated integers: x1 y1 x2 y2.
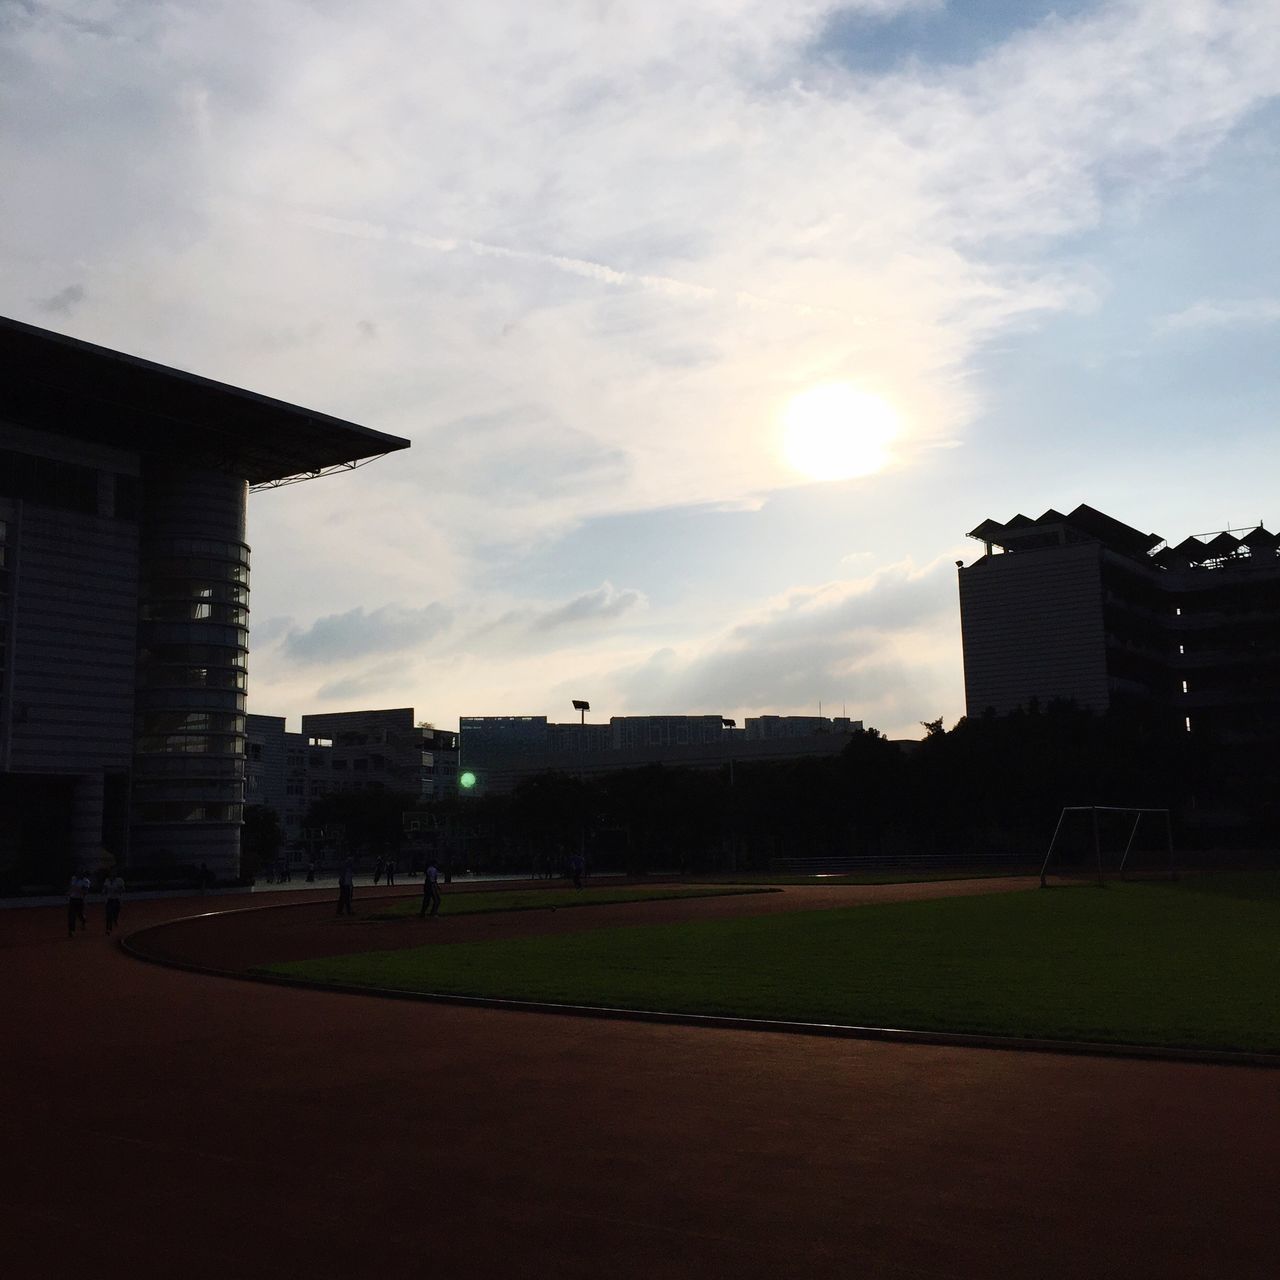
265 872 1280 1053
366 884 773 920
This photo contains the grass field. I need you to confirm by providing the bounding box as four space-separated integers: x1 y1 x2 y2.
265 871 1280 1053
367 884 773 920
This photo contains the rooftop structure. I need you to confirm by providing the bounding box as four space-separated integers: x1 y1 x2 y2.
1 315 408 487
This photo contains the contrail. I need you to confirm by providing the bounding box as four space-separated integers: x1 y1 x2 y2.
294 210 838 316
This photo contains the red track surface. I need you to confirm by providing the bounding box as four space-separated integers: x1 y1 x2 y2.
4 882 1278 1279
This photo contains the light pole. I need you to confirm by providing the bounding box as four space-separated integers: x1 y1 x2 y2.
721 718 737 872
571 701 592 870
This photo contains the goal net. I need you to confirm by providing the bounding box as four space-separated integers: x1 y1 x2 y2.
1039 806 1174 887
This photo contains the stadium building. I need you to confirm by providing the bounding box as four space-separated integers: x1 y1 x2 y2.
0 316 408 890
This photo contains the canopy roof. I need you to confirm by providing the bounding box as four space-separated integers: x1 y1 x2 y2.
967 504 1161 558
1 315 409 486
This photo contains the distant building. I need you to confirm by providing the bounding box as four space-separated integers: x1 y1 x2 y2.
459 712 864 794
610 715 730 750
245 715 308 846
300 709 458 803
0 315 407 888
247 709 459 852
958 504 1280 747
745 715 862 740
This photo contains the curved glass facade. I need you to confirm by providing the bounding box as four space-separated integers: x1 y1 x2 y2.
132 464 249 871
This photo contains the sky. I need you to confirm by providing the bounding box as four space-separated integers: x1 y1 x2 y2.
4 0 1279 738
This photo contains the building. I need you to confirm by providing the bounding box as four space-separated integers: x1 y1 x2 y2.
745 715 862 740
459 713 863 793
0 316 408 889
247 709 459 852
245 714 308 847
958 504 1280 747
299 709 458 806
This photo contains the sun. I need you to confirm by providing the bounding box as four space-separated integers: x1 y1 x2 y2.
781 383 900 482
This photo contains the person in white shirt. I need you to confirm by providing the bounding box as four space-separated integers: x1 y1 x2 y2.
104 874 125 936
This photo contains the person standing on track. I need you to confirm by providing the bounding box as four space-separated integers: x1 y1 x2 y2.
67 872 89 937
419 857 441 919
336 858 356 917
385 856 396 887
104 871 125 936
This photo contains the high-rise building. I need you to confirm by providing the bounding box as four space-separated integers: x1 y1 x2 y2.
0 316 407 889
958 504 1280 747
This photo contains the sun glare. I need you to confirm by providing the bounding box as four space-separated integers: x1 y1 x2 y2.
781 383 900 482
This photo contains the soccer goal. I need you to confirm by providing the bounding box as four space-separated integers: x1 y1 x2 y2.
1039 806 1174 887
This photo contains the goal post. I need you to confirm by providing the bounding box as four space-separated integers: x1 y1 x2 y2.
1039 806 1174 887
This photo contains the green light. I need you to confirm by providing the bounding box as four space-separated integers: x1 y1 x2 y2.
459 770 477 790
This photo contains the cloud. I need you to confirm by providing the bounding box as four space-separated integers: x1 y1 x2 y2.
284 602 452 664
8 0 1277 540
315 660 410 702
37 283 84 315
609 558 958 725
532 582 646 632
1159 298 1280 332
4 0 1278 739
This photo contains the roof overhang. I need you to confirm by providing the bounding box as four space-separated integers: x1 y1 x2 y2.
0 315 410 486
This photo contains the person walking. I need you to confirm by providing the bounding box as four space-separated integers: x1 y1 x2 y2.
336 858 356 917
385 857 396 887
67 872 89 937
419 858 441 919
570 852 585 891
373 856 385 886
104 871 125 936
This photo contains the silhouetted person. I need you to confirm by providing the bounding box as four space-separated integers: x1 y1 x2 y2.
385 857 396 887
570 852 585 890
337 859 355 916
419 859 441 918
104 872 125 935
306 859 316 883
67 873 88 937
373 856 385 885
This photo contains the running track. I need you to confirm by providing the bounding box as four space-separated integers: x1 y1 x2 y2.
3 882 1276 1278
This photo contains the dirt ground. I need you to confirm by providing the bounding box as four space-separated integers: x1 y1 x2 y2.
4 879 1278 1279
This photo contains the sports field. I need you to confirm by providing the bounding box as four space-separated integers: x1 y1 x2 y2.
265 871 1280 1053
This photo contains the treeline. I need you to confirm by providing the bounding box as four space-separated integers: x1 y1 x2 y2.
264 703 1276 878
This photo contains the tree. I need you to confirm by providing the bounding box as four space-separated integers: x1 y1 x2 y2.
241 805 283 882
303 790 418 862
